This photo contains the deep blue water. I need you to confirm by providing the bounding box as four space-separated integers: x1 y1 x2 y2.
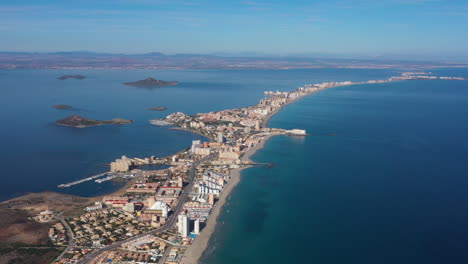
3 67 468 263
0 68 396 200
200 69 468 264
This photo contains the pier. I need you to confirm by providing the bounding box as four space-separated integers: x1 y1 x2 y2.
58 172 109 188
95 175 116 183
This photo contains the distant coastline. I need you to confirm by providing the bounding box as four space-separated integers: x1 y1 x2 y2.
2 52 468 70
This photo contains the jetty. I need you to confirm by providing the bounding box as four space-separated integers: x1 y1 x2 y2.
150 119 172 126
58 172 109 188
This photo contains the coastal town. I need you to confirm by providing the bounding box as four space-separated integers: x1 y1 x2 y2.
21 72 466 264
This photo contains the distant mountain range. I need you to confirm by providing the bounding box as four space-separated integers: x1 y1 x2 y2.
0 51 467 70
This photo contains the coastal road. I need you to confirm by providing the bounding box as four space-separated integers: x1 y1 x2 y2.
50 212 75 264
77 155 214 264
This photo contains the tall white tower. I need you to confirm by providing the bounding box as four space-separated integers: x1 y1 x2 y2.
191 140 201 152
178 213 189 237
194 219 200 234
217 132 224 143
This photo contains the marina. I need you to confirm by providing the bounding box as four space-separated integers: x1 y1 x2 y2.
95 173 136 183
58 172 109 188
94 175 116 183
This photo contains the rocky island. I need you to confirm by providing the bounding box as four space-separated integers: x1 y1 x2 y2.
55 115 133 128
57 75 86 80
123 77 178 87
52 104 73 109
147 106 167 111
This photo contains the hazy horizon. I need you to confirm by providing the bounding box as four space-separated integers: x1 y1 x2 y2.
2 0 468 62
1 50 467 64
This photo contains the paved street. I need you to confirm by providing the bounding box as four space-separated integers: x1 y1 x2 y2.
77 155 213 264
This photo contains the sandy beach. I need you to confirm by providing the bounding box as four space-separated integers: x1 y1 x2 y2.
179 89 316 264
261 91 313 128
180 135 272 264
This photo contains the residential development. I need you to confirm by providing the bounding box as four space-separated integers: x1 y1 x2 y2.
35 72 465 264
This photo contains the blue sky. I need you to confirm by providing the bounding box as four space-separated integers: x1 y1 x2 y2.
1 0 468 59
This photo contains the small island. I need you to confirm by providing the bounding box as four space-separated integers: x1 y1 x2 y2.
57 75 86 80
55 115 133 128
146 106 167 111
123 77 178 87
52 104 73 109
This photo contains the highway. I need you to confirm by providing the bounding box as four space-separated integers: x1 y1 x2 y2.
77 154 214 264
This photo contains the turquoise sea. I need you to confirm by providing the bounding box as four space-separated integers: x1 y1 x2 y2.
1 68 468 263
200 68 468 263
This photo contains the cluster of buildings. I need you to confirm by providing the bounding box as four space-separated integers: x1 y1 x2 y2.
156 79 324 167
53 77 358 263
54 248 94 263
196 170 227 195
67 209 153 248
33 208 55 223
110 155 169 173
54 77 316 263
89 249 160 264
49 222 67 246
165 247 186 264
46 72 468 263
175 167 231 241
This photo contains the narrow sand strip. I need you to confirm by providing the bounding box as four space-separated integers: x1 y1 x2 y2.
180 136 271 264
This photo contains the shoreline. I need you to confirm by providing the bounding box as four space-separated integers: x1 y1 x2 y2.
168 126 212 141
260 93 305 128
8 74 462 204
0 127 207 204
4 72 465 263
178 81 371 263
180 135 272 264
177 74 467 264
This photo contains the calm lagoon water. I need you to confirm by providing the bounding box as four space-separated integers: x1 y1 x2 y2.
0 68 394 200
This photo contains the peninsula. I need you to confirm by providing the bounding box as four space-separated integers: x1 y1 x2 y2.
123 77 178 87
57 75 86 80
55 115 133 128
3 72 466 264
